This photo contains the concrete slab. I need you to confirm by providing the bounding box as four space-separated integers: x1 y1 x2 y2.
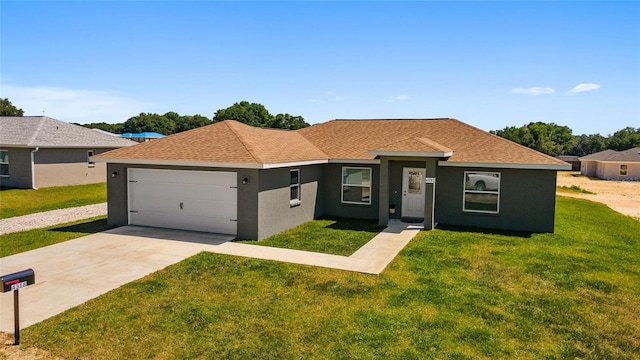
1 221 423 332
0 228 234 332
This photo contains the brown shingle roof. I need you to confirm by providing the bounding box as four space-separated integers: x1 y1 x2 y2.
96 118 568 168
94 120 327 165
370 137 453 154
298 119 567 166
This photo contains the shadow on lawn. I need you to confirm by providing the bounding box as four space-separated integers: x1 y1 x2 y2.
436 223 534 238
323 217 386 233
51 218 113 234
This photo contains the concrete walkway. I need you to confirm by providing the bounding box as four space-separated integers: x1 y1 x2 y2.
0 221 422 332
0 203 108 235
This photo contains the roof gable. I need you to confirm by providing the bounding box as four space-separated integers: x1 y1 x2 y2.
369 137 453 156
0 116 135 148
95 120 328 166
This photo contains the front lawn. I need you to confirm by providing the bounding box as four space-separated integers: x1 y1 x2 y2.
0 183 107 219
20 197 640 359
0 216 110 257
243 217 385 256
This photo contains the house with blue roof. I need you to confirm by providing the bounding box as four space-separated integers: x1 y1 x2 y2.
120 132 165 142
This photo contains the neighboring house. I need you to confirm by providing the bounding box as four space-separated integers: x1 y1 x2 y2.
580 147 640 180
0 116 136 189
556 155 580 171
94 119 570 240
120 132 165 142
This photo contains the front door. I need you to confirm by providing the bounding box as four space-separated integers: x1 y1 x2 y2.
402 168 426 218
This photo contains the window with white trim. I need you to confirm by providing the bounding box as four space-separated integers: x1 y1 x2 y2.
620 164 628 176
463 171 500 213
342 167 372 205
87 150 95 167
0 150 8 177
290 169 300 205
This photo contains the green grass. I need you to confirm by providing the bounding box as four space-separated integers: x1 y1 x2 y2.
242 217 385 256
0 216 110 257
0 183 106 219
22 197 640 359
557 185 596 194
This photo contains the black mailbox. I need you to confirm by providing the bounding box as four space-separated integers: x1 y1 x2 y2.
1 269 35 293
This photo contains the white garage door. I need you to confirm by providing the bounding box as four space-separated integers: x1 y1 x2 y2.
127 168 237 235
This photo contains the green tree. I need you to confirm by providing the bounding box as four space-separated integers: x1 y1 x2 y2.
83 122 125 134
570 134 608 156
607 127 640 151
271 113 309 130
213 101 309 129
492 122 574 156
213 101 274 127
122 113 176 135
174 114 213 132
0 98 24 116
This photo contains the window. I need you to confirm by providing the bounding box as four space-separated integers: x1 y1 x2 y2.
0 150 8 177
290 169 300 205
342 167 372 205
620 164 628 176
463 171 500 213
87 150 95 167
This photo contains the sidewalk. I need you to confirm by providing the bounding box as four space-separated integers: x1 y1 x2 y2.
1 221 423 332
0 203 107 235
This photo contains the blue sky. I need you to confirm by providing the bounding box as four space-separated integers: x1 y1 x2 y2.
2 1 639 136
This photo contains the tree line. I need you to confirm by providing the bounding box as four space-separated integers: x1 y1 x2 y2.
491 122 640 157
0 98 309 134
82 101 309 135
3 97 638 156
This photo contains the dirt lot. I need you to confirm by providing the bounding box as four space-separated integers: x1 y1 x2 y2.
557 171 640 219
0 331 60 360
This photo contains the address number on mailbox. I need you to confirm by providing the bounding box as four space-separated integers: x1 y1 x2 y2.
1 269 35 293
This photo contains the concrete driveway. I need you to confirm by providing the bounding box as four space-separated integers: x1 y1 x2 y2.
1 221 421 332
0 227 234 332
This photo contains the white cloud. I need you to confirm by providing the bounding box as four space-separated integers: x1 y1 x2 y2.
384 94 411 103
0 84 153 123
510 87 555 96
566 83 600 95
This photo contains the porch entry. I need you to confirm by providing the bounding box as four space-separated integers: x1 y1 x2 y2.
401 167 426 218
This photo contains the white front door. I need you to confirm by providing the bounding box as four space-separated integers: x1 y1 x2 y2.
402 168 426 218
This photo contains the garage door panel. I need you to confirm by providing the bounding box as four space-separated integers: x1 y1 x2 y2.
127 169 237 235
129 181 236 200
130 211 236 234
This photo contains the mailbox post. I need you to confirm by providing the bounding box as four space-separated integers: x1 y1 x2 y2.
1 269 35 345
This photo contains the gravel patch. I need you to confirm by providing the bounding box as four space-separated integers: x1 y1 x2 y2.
0 203 107 236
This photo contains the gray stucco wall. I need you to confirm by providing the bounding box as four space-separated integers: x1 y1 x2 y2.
256 165 323 240
377 157 438 228
322 163 379 219
435 167 557 233
105 163 260 240
0 147 115 189
34 148 111 188
0 147 33 189
104 163 323 241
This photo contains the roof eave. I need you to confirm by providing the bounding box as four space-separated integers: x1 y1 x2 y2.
93 157 329 169
438 161 571 171
1 144 134 149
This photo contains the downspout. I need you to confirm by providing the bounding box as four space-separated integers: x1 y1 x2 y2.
30 147 39 190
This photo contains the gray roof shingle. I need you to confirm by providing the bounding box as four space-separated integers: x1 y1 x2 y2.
0 116 135 148
580 147 640 162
